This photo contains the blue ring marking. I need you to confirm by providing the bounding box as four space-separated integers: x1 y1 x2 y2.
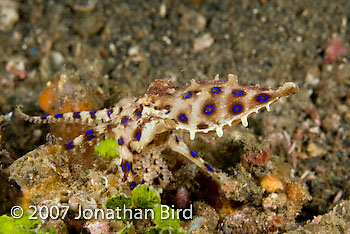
124 162 130 171
136 111 141 116
257 94 269 102
154 107 157 110
175 136 179 142
141 180 145 184
190 149 198 157
135 132 141 140
179 114 187 122
130 182 137 189
212 87 220 93
122 118 128 126
165 105 170 109
174 87 179 90
85 129 93 137
145 168 148 173
183 92 191 99
90 110 96 119
121 165 124 171
232 105 242 113
65 141 73 149
107 109 113 117
204 105 214 114
41 115 47 120
233 90 243 96
205 163 214 171
73 112 80 118
169 130 173 134
118 138 123 145
55 113 63 118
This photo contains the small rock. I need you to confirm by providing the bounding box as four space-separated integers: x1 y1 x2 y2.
71 0 97 12
175 186 190 209
159 3 166 18
305 66 320 86
73 12 105 37
51 51 65 68
84 220 111 234
323 38 346 63
68 192 97 213
187 201 219 232
180 10 206 32
193 33 214 51
5 57 27 79
262 192 287 210
128 46 139 56
307 142 326 157
0 3 19 31
322 113 341 132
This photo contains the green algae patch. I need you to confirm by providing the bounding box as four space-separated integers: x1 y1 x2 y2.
144 205 185 234
0 212 56 234
106 185 184 233
153 205 183 232
105 194 133 223
132 184 160 209
105 194 133 210
94 138 119 159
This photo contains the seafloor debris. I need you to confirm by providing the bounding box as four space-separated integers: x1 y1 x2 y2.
286 200 350 233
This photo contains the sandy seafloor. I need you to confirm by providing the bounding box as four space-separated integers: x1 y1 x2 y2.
0 0 350 233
